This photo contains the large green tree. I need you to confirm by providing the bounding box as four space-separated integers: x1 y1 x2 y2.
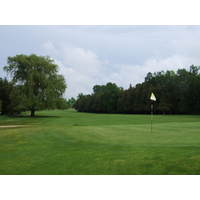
4 54 67 116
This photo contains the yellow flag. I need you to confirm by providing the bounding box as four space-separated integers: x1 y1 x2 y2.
150 92 156 101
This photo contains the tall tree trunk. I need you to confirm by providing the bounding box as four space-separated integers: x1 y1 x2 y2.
30 109 35 117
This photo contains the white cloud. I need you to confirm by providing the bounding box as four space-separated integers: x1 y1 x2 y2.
42 41 200 98
109 55 200 89
43 42 107 97
2 26 200 99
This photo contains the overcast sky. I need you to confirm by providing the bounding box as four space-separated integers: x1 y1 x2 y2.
0 25 200 98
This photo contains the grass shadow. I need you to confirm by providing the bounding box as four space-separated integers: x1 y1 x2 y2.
14 115 61 119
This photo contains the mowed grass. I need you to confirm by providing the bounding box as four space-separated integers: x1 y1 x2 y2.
1 109 200 175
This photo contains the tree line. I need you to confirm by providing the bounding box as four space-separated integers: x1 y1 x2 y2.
74 65 200 114
0 54 75 117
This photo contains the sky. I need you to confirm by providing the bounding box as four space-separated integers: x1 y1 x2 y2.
0 25 200 98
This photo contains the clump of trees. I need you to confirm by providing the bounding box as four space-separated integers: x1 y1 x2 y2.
66 97 76 108
74 83 122 113
56 97 76 109
74 65 200 114
0 54 67 116
0 78 23 115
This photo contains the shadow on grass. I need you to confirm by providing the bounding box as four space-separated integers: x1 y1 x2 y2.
16 115 61 118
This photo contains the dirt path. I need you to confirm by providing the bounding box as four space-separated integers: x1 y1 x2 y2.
0 125 29 128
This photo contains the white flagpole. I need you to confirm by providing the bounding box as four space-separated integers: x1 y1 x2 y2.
151 103 153 133
150 92 156 133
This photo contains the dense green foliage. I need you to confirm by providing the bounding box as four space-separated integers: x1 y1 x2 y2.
55 97 76 109
0 78 23 115
0 78 13 114
75 83 122 113
66 97 76 108
3 54 67 116
1 109 200 175
74 65 200 114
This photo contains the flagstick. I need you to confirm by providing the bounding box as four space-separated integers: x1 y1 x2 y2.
151 103 153 133
150 92 156 133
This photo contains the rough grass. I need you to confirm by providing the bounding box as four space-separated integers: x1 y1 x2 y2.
1 109 200 174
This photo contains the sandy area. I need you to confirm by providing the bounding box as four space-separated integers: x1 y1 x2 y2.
0 125 29 128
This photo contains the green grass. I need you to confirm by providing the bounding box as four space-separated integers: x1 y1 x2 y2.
1 109 200 174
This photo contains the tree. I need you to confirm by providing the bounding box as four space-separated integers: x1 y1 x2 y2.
0 78 13 115
0 78 23 115
74 83 122 113
4 54 67 117
67 97 76 108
